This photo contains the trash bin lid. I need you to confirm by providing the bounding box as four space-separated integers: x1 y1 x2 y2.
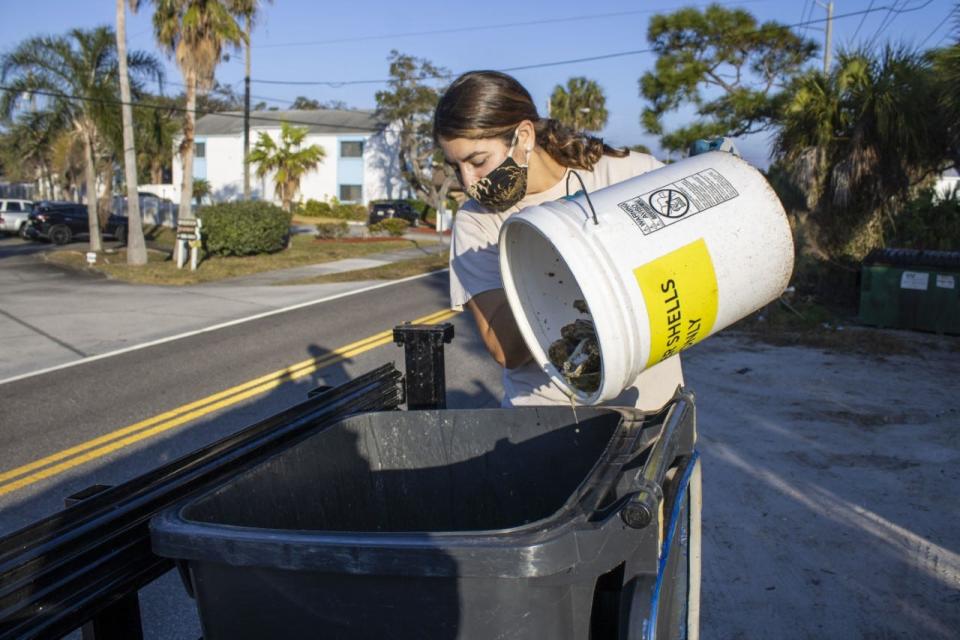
863 248 960 269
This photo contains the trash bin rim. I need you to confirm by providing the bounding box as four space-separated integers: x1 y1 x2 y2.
150 404 669 577
150 501 639 578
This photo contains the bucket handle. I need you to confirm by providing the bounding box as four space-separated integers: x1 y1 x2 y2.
565 171 600 226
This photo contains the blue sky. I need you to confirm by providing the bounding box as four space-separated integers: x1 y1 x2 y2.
0 0 954 167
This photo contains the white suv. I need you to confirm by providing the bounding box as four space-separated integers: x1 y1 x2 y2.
0 199 34 238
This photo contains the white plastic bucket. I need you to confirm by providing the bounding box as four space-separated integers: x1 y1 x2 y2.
499 152 794 405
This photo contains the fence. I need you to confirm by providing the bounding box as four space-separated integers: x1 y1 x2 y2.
111 195 179 228
0 182 36 200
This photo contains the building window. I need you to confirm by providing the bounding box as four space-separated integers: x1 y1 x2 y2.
339 184 362 202
340 140 363 158
195 142 206 159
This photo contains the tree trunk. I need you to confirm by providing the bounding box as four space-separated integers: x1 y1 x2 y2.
243 17 252 200
117 0 147 264
98 160 113 228
82 130 102 252
42 162 54 200
151 161 162 185
177 73 197 264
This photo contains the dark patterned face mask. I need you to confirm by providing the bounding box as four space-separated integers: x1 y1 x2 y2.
466 130 530 212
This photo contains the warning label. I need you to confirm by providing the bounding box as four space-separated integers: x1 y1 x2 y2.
936 274 956 289
633 239 719 369
618 169 739 235
900 271 929 291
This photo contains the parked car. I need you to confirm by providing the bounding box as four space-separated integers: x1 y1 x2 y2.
0 199 34 238
367 200 420 227
24 201 127 245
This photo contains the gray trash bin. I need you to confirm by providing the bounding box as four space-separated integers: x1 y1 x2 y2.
151 404 698 639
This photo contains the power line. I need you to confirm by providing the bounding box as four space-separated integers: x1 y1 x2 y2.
138 75 338 114
1 0 937 118
0 85 382 132
799 0 815 37
251 1 935 87
867 0 904 48
851 0 876 41
918 6 959 48
249 1 773 50
255 9 677 49
252 48 662 86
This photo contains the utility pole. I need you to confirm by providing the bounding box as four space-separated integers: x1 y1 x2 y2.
243 16 252 200
815 0 835 73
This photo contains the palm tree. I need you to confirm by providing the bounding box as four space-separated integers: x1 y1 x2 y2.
152 0 244 255
117 0 155 262
929 14 960 169
192 177 211 205
0 110 65 199
136 94 180 184
248 121 325 212
549 77 609 132
50 130 86 201
0 27 162 252
775 45 948 258
230 0 272 200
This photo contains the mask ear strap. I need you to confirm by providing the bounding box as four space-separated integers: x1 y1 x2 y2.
507 127 533 168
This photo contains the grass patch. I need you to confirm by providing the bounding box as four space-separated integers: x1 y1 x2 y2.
46 235 425 285
47 247 170 269
142 224 176 250
278 249 448 285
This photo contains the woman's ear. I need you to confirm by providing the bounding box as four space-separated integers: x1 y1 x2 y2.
517 119 536 153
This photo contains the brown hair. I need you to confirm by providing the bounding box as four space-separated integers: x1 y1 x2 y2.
433 70 627 171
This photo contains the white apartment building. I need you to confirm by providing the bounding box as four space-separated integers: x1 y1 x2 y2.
171 109 406 206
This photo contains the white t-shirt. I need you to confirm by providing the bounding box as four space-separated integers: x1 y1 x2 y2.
449 151 684 409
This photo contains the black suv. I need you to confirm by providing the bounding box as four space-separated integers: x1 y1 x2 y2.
25 201 128 245
367 200 420 227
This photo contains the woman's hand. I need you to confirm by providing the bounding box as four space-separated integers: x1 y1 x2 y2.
465 289 532 369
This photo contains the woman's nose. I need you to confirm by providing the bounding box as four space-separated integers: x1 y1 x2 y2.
458 167 477 190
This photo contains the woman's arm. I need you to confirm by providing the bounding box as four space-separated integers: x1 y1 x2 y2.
465 289 532 369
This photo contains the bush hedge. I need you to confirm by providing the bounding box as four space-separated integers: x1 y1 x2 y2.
298 199 332 218
298 197 366 221
369 218 409 236
315 221 349 239
885 187 960 251
198 201 291 256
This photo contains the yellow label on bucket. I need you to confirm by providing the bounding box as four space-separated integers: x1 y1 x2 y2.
634 239 719 369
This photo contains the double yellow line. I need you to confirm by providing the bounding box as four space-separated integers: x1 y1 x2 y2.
0 308 458 498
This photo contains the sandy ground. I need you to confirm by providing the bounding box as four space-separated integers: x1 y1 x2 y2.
684 329 959 639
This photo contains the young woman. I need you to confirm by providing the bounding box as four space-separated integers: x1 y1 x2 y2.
434 70 683 409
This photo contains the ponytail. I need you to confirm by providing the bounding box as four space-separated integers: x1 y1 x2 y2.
434 71 628 172
534 118 628 171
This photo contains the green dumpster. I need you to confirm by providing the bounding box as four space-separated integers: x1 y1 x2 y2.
859 249 960 334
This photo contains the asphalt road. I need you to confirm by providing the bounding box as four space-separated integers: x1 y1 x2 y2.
0 269 501 533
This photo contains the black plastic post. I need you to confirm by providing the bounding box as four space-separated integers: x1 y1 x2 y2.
393 323 455 410
65 485 145 640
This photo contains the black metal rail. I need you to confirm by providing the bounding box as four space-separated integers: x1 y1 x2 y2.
0 363 407 640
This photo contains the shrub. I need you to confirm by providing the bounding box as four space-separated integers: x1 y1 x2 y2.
298 196 365 221
315 221 349 239
198 201 291 256
329 196 367 221
885 187 960 251
298 198 332 218
369 218 409 236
